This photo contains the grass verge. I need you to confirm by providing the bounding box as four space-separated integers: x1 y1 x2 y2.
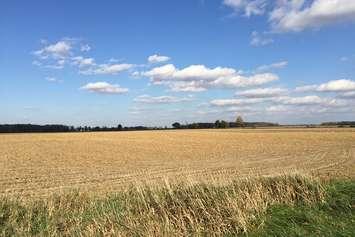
0 174 353 236
247 179 355 237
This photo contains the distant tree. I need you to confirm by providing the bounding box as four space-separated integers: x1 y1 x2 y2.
191 123 199 129
117 124 123 131
220 120 229 128
214 120 229 128
172 122 181 129
236 116 245 127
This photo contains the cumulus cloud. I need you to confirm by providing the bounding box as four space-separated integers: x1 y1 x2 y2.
295 79 355 92
134 95 192 104
34 40 72 59
270 0 355 32
276 95 347 107
33 40 76 69
33 38 133 75
340 91 355 98
144 64 236 82
211 73 279 88
148 54 171 63
277 95 324 105
169 81 207 92
317 79 355 92
237 87 288 98
143 64 278 92
211 94 348 117
223 0 267 17
250 31 274 46
256 61 288 71
80 82 128 94
224 1 355 33
294 84 319 92
72 56 95 68
80 63 134 75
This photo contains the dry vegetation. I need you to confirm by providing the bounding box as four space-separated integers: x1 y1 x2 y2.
1 174 326 236
0 128 354 197
0 128 354 236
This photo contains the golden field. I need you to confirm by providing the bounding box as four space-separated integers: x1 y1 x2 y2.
1 128 354 197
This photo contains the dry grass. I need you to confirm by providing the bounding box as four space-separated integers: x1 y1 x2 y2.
0 128 354 197
0 174 325 236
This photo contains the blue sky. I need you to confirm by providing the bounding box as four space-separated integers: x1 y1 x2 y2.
1 0 355 126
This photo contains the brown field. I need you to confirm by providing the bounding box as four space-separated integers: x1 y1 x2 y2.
1 128 354 197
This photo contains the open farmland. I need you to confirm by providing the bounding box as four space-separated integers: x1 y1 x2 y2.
1 128 354 197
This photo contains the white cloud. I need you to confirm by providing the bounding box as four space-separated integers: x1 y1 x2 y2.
225 106 256 112
210 98 267 106
223 0 355 33
295 79 355 92
223 0 267 17
34 40 72 59
143 64 278 91
270 0 355 32
80 44 91 52
211 73 279 88
80 63 134 75
266 105 288 112
237 87 288 98
143 64 177 80
276 95 347 107
33 40 71 69
80 82 128 94
340 91 355 98
250 31 274 46
211 94 348 116
295 84 319 92
266 103 351 115
33 38 133 75
72 56 95 67
148 54 171 63
277 95 324 105
144 64 236 82
317 79 355 92
169 81 207 92
173 65 237 81
257 61 288 71
134 95 192 104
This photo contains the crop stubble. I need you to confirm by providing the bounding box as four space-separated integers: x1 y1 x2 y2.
0 128 354 196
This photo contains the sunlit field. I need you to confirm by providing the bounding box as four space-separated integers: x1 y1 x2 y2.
1 128 355 235
1 128 354 197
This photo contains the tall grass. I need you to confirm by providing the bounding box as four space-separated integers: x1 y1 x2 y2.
0 174 325 236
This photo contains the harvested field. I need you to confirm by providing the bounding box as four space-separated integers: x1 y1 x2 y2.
1 128 354 196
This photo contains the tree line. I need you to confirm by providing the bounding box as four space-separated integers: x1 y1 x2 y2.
0 124 153 133
320 121 355 127
2 117 353 133
172 116 278 129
